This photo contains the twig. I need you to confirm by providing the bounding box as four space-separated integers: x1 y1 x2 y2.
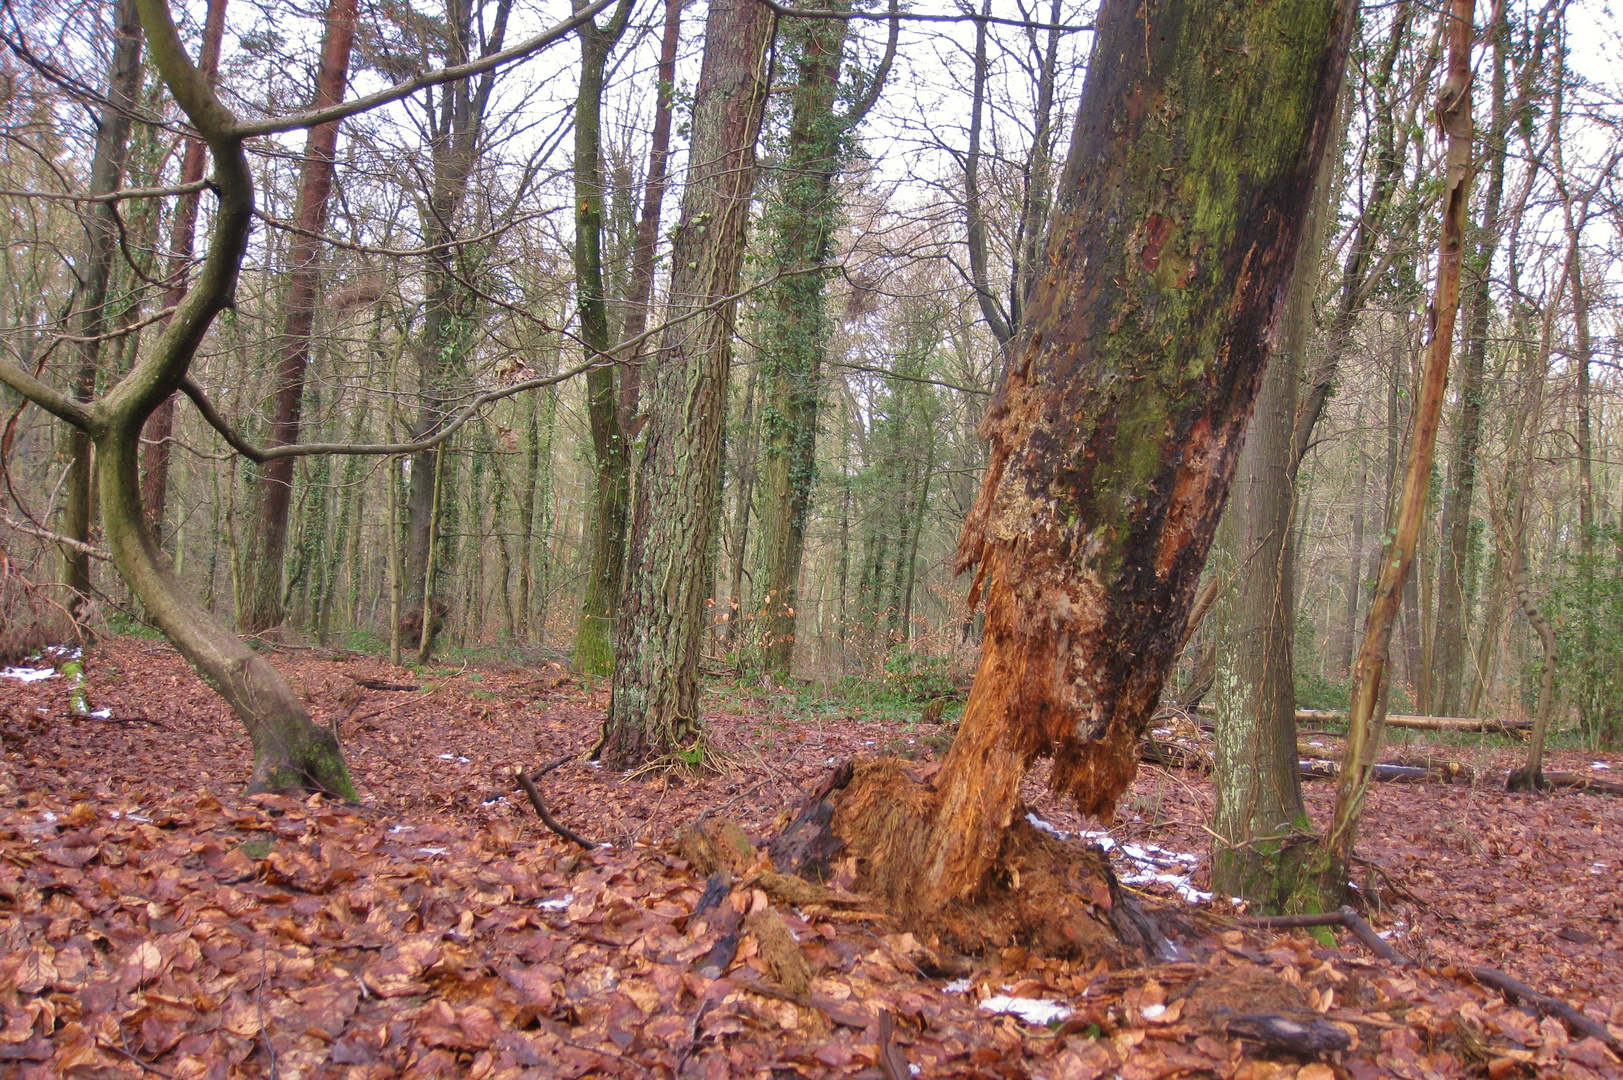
98 1037 177 1078
514 767 598 849
1338 905 1410 966
557 1037 651 1074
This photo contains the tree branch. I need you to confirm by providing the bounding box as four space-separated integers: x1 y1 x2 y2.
233 0 618 137
0 362 99 432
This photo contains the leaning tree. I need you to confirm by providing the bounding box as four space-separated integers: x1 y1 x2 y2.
776 0 1354 955
0 0 610 795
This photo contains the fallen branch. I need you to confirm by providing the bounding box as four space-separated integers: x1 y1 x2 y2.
1468 966 1614 1046
1510 770 1623 797
877 1012 910 1080
514 767 598 849
1198 703 1532 733
1243 907 1617 1048
352 678 419 692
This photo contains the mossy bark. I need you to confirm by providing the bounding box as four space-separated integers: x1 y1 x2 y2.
571 4 633 676
928 0 1354 907
756 5 848 678
602 0 772 768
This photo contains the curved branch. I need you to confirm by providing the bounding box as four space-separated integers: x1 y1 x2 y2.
233 0 617 137
754 0 1091 32
0 361 99 431
844 0 899 126
0 178 212 204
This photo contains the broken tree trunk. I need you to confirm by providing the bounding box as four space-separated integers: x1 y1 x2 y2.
775 0 1354 956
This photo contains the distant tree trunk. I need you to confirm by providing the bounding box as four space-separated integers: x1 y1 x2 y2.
875 0 1352 913
722 367 760 650
961 0 1012 346
1321 0 1474 902
61 0 144 621
571 0 634 675
756 3 849 677
237 0 358 633
600 0 773 767
140 0 227 535
1210 128 1337 905
1338 411 1368 674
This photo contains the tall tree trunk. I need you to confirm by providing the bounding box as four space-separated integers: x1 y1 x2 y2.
571 0 634 675
904 0 1351 911
1338 411 1368 674
140 0 227 535
1210 125 1337 905
237 0 358 633
61 0 144 621
600 0 773 767
756 3 849 677
722 367 759 651
1321 0 1474 902
402 0 513 628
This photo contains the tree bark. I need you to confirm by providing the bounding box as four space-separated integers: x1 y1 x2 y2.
139 0 227 536
600 0 773 768
61 0 144 621
1210 126 1337 906
921 0 1352 907
1321 0 1474 901
571 0 634 675
1432 4 1513 715
237 0 359 633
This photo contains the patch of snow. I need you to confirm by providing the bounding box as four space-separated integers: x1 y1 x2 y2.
1030 815 1209 903
1592 862 1608 875
40 811 57 823
89 708 111 719
415 847 448 857
1141 1003 1167 1020
1 667 56 682
389 824 415 834
943 978 974 994
537 894 574 911
109 810 152 823
434 754 471 763
980 996 1073 1026
1591 762 1611 770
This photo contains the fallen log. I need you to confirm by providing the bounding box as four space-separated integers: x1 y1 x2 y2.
1298 762 1437 783
1506 770 1623 797
1198 703 1533 734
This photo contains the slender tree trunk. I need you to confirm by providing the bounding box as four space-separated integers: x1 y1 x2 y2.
961 0 1012 346
722 367 759 650
908 0 1352 909
1321 0 1474 901
615 0 681 430
600 0 773 767
1339 413 1368 674
571 1 634 674
1432 6 1511 715
140 0 226 535
61 0 144 621
237 0 358 633
756 2 848 677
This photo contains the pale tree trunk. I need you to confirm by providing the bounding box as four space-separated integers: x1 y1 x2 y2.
61 0 144 621
139 0 227 536
722 367 759 650
570 0 634 675
1321 0 1475 902
238 0 358 633
1210 130 1337 905
801 0 1353 934
1432 4 1519 714
600 0 773 767
1338 411 1368 674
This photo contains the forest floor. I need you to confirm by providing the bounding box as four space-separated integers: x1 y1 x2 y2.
0 636 1620 1079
